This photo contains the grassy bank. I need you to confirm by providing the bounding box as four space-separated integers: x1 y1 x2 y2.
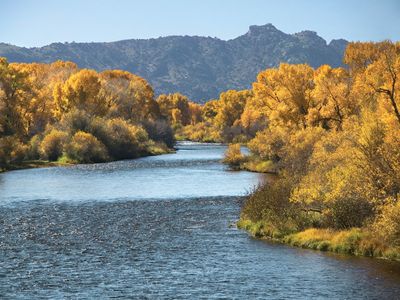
237 219 400 261
222 143 278 173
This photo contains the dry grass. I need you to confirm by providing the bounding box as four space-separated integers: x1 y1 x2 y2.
239 218 400 260
242 159 274 173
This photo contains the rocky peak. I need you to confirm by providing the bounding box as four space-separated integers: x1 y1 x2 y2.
293 30 327 46
248 23 279 34
241 23 287 43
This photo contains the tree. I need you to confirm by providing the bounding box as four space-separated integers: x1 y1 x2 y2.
362 42 400 125
343 42 382 75
55 69 107 116
312 65 357 130
0 58 32 137
188 102 202 125
0 58 175 170
157 93 191 126
101 70 161 122
252 63 316 129
240 97 267 137
213 90 251 129
201 99 219 122
11 61 77 136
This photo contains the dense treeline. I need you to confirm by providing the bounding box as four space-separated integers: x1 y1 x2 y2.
0 59 175 170
178 89 264 143
181 41 400 258
242 40 399 231
240 41 400 258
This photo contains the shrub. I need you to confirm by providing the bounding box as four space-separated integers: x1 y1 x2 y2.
95 118 149 160
241 178 309 235
177 122 222 142
242 158 274 173
0 136 28 167
223 143 246 169
323 196 374 229
40 129 68 161
142 119 175 148
59 109 91 134
373 200 400 246
65 131 108 163
27 135 41 160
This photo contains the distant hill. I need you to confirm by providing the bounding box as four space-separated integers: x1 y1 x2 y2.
0 24 348 102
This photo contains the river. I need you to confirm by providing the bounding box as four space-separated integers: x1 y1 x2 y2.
1 142 400 298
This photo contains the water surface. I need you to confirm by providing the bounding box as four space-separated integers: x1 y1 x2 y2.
0 142 260 204
1 142 400 299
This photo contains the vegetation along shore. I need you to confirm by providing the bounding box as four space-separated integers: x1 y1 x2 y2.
1 41 399 261
227 41 399 260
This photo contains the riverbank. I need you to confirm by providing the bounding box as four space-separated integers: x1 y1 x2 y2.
221 143 277 174
0 160 72 173
2 141 400 298
0 144 175 173
238 219 400 261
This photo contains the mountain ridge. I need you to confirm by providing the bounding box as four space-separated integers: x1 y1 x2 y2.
0 24 348 102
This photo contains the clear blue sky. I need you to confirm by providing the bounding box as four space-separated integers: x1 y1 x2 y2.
1 0 399 47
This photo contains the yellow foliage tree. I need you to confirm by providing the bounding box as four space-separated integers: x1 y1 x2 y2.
55 69 107 117
253 63 316 129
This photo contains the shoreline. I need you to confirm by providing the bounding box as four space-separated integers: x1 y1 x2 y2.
237 219 400 262
0 147 176 174
0 160 73 173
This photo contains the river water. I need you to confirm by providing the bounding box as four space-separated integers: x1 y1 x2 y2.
1 142 400 299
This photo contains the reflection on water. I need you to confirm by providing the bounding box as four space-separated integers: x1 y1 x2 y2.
0 142 399 298
0 142 263 204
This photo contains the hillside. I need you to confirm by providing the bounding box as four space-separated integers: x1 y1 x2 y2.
0 24 347 102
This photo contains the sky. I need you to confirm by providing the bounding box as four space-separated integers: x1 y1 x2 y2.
1 0 399 47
